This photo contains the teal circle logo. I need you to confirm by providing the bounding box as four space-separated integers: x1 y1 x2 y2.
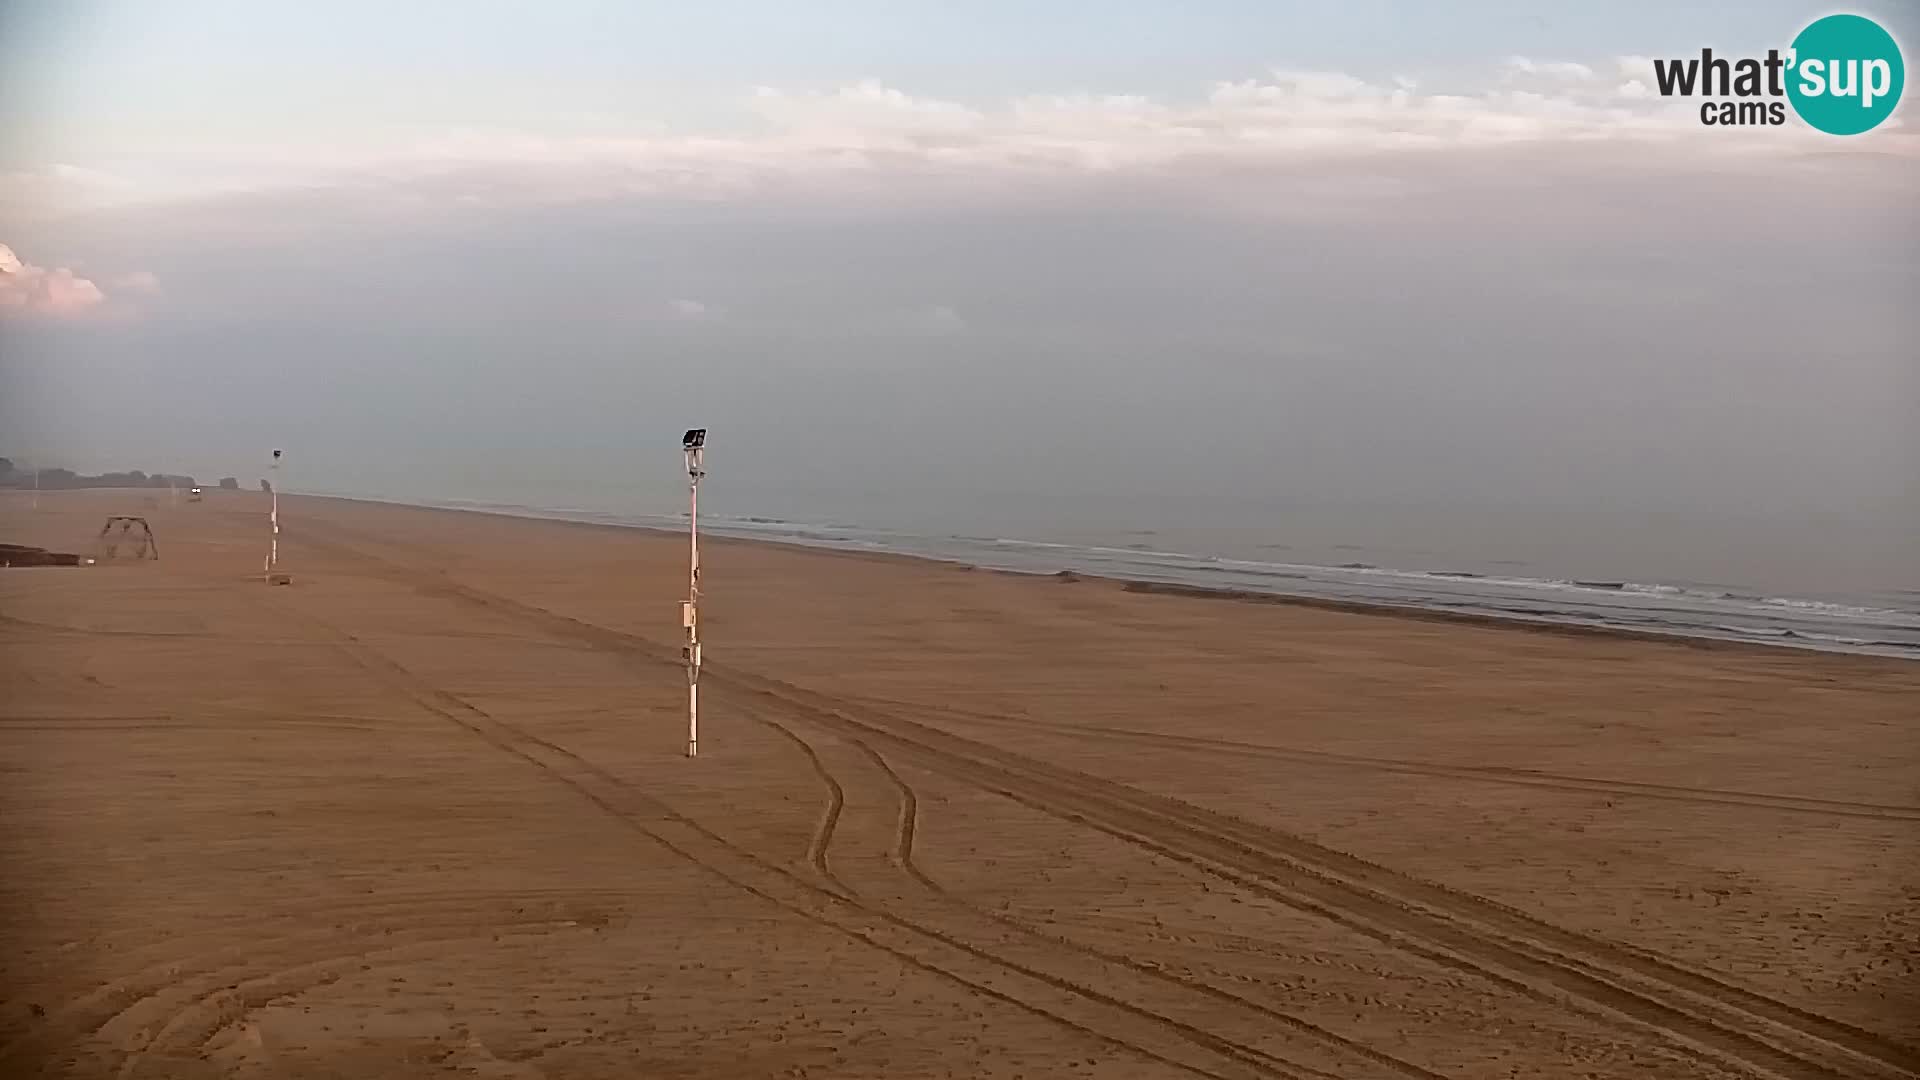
1786 14 1905 135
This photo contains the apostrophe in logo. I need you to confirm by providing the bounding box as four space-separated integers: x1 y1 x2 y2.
1651 13 1905 134
1785 14 1904 135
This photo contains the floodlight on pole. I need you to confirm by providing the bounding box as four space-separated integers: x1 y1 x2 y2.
681 428 706 759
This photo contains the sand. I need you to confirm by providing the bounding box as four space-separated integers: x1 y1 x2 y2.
1 489 1915 1080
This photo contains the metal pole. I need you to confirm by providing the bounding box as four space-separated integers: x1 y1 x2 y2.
685 445 702 758
678 428 707 758
266 450 281 577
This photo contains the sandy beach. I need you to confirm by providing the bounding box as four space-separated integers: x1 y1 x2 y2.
1 488 1915 1080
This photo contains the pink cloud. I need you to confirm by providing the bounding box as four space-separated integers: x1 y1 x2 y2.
0 243 153 318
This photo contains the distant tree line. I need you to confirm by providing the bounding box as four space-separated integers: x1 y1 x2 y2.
0 457 200 491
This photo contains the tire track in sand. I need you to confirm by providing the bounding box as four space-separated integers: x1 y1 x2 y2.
852 696 1920 823
757 715 853 897
115 921 579 1080
842 736 1451 1080
756 720 1372 1079
259 593 1283 1080
766 686 1904 1080
4 895 606 1078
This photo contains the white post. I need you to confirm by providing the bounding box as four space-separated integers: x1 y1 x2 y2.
682 430 706 758
266 450 282 577
689 473 698 757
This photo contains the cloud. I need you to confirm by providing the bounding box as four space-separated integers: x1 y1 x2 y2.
1505 57 1597 81
0 244 109 317
0 164 142 222
1616 55 1656 80
749 79 986 135
0 244 160 318
9 58 1916 228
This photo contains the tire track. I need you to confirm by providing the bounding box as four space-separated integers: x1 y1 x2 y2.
844 737 1449 1080
757 715 853 896
0 613 212 640
769 688 1904 1080
254 591 1275 1080
720 722 1352 1080
856 697 1920 822
116 921 579 1080
5 893 613 1075
11 888 651 1069
850 738 920 873
294 517 1920 1080
0 712 382 734
756 722 1359 1076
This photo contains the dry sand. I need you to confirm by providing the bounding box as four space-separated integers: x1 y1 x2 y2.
1 489 1916 1080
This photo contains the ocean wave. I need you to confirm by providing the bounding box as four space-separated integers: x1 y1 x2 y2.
1714 623 1794 637
325 491 1917 660
733 521 1920 626
1750 595 1917 620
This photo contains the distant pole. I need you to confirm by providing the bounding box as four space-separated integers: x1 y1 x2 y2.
265 449 282 578
31 466 38 511
681 428 707 758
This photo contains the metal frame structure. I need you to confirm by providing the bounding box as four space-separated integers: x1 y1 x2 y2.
96 516 158 560
681 428 706 758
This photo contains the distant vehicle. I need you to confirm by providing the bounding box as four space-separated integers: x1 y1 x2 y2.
188 487 203 503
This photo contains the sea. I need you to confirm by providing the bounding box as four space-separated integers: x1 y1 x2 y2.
309 485 1920 661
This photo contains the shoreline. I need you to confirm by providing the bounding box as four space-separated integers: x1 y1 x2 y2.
297 492 1919 667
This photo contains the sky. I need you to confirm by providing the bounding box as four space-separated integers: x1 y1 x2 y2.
1 1 1916 556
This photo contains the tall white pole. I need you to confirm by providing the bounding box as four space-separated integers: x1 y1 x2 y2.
266 450 281 577
689 473 698 757
682 431 705 759
685 444 703 758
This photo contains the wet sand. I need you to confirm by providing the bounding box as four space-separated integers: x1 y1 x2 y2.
2 489 1916 1080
